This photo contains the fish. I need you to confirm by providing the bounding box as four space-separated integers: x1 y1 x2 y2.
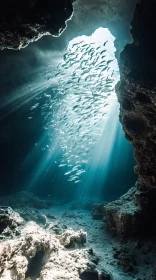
72 41 84 47
59 163 67 167
30 103 39 110
38 33 119 183
107 59 114 65
100 50 106 55
81 43 89 48
103 40 108 46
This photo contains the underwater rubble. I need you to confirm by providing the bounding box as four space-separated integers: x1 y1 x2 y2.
0 192 156 279
0 205 112 280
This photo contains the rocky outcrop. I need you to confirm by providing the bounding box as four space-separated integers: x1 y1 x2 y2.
58 228 87 248
0 0 137 51
104 187 143 239
0 207 109 280
104 183 156 239
117 0 156 190
0 0 74 50
106 0 156 238
70 0 136 51
19 208 48 225
0 221 60 280
0 207 24 239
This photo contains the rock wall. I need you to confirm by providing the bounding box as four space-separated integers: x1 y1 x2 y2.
0 0 136 51
102 0 156 239
117 0 156 190
69 0 136 49
0 0 74 49
100 0 156 239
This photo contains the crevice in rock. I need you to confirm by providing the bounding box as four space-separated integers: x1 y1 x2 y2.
0 222 7 234
25 251 45 279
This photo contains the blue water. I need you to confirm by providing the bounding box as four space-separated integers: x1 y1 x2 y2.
0 28 137 201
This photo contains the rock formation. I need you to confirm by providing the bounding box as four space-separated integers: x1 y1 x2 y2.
0 0 74 50
0 0 136 51
117 0 156 191
104 187 143 239
58 228 87 248
65 0 136 51
0 207 112 280
0 207 24 239
104 0 156 238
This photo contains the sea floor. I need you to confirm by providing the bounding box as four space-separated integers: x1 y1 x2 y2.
0 192 156 280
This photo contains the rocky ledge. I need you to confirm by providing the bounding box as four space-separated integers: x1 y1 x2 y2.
0 0 74 50
103 182 156 239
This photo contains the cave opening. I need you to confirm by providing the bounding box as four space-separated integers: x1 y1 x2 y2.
2 0 156 279
0 27 136 203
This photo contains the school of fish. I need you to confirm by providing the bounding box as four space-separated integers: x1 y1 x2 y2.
31 34 120 183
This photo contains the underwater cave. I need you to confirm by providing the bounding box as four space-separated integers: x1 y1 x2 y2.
0 0 156 279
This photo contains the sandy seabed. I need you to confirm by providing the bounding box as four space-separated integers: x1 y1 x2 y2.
0 192 156 280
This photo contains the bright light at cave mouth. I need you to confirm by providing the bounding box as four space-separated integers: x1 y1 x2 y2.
30 28 120 187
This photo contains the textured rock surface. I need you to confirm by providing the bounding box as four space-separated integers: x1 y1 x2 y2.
117 0 156 190
104 187 143 239
0 207 24 239
107 0 156 238
104 183 156 238
71 0 136 45
0 221 60 280
58 228 87 248
19 208 48 225
92 203 106 220
1 201 156 279
0 0 74 50
0 0 136 51
0 207 110 280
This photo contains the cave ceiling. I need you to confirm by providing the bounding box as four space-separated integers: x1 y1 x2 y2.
0 0 136 50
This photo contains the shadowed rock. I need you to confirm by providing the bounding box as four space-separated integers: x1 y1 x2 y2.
0 0 74 49
117 0 156 190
